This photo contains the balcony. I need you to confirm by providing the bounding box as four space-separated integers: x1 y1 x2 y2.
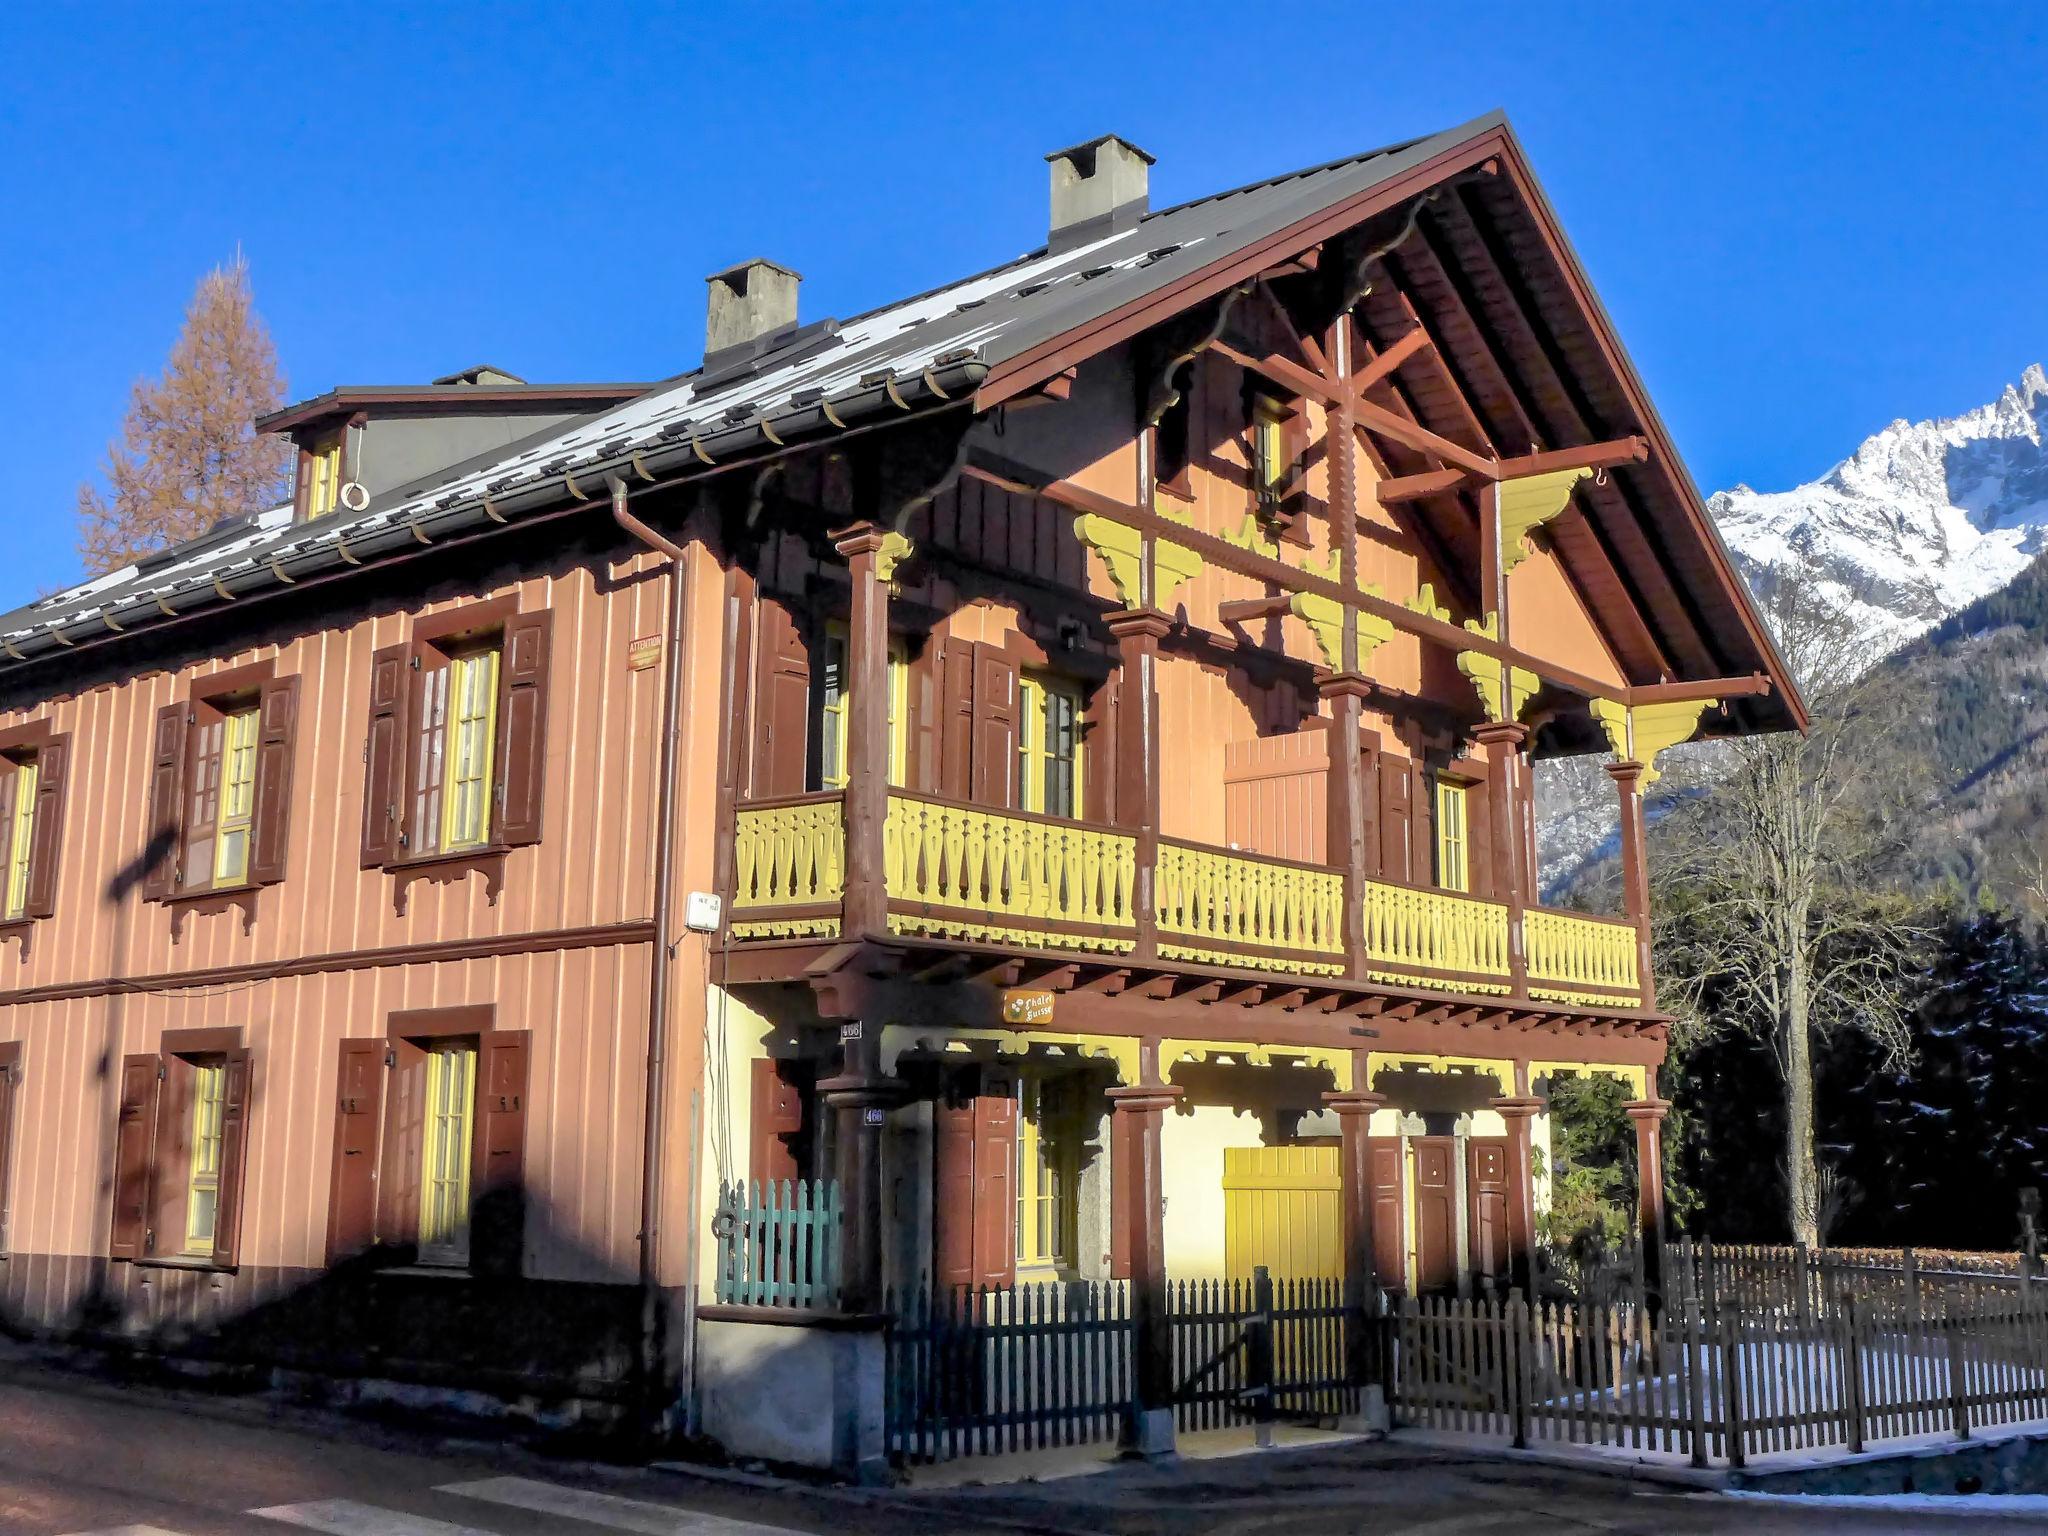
727 790 1647 1010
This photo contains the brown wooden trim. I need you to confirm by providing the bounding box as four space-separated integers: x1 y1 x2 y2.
411 593 521 646
187 658 277 702
887 898 1131 944
734 789 845 813
1155 833 1335 878
0 719 58 754
0 1041 20 1069
388 1003 496 1041
391 848 508 916
0 918 656 1009
695 1303 888 1332
0 919 31 960
889 786 1119 835
160 1025 244 1056
163 885 259 942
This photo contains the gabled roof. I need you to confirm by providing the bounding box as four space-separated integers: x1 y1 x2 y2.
3 110 1799 733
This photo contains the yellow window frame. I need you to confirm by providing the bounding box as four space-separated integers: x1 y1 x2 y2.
419 1041 477 1265
1435 776 1470 894
819 625 908 789
443 645 500 852
1252 396 1291 492
305 438 343 520
1017 675 1084 818
184 1059 226 1254
212 706 260 886
1015 1073 1076 1270
3 754 37 920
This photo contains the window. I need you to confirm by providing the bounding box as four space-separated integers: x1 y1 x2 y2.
419 1041 477 1266
324 1015 531 1275
1436 777 1470 894
1015 1073 1079 1270
183 1059 227 1255
109 1033 251 1269
0 753 38 920
0 728 66 929
1250 394 1293 517
361 607 553 870
302 435 343 521
143 671 298 903
813 627 908 791
1017 675 1083 818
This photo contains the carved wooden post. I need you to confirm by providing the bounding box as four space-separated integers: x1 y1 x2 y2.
1323 1082 1388 1393
1109 1044 1181 1455
1321 675 1375 980
1105 608 1170 962
818 1019 897 1314
1492 1094 1544 1295
1473 719 1531 993
1624 1096 1671 1309
1606 759 1654 1008
832 523 903 940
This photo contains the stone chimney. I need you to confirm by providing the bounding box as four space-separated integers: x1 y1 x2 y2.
704 258 801 366
1046 135 1154 254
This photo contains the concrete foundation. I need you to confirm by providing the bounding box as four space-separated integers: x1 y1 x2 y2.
693 1308 886 1481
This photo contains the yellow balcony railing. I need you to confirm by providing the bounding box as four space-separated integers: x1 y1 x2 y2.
1363 880 1512 991
730 795 845 938
1155 842 1346 974
1524 907 1642 1003
883 793 1136 952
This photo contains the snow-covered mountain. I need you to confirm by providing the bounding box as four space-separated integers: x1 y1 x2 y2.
1709 364 2048 653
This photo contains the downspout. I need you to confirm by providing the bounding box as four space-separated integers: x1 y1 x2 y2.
613 474 689 1438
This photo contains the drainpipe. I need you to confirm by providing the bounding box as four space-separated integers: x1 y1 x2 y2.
613 475 689 1438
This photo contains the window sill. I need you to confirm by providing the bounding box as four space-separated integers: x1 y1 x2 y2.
386 847 508 917
373 1264 473 1281
135 1255 234 1275
0 918 35 961
162 884 259 942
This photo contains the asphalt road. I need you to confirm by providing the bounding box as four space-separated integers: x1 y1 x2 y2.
0 1358 2040 1536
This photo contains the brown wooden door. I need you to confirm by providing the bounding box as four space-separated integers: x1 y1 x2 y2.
1411 1137 1456 1294
1368 1136 1404 1292
1467 1137 1511 1286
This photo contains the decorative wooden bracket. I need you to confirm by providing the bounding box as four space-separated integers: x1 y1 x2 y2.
1289 549 1394 671
1498 467 1592 577
873 530 916 583
1590 696 1717 783
1406 584 1451 624
1159 1036 1353 1091
1075 514 1202 611
1455 615 1539 722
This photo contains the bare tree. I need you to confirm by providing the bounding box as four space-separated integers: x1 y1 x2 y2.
1653 581 1930 1246
76 253 291 575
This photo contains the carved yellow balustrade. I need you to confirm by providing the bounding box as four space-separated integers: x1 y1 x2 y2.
1523 907 1642 1004
1363 880 1512 991
730 796 845 938
883 794 1137 953
1155 842 1346 975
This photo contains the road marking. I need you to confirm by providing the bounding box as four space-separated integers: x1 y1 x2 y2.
250 1502 497 1536
438 1477 803 1535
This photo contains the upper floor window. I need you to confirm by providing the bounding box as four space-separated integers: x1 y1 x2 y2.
301 434 343 521
812 626 908 792
1017 675 1083 818
361 602 553 870
0 726 68 929
1435 776 1470 894
142 668 299 904
1250 394 1297 518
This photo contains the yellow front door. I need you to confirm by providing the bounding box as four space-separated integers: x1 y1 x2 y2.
1221 1145 1343 1281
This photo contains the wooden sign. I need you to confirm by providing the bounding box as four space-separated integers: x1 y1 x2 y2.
1002 989 1056 1025
627 635 662 672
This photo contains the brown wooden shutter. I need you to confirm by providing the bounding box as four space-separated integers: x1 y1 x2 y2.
970 643 1019 808
749 1057 803 1186
0 1044 19 1254
1459 768 1494 899
361 644 413 868
932 1096 976 1291
470 1029 529 1277
1377 756 1413 884
110 1053 160 1261
248 677 299 886
495 611 553 848
21 734 67 919
1083 675 1119 825
751 598 812 798
1467 1138 1510 1284
1410 761 1434 889
149 1056 193 1255
375 1038 427 1260
1108 1104 1133 1280
1368 1137 1404 1291
142 704 186 900
209 1047 253 1268
937 638 976 800
971 1089 1017 1290
325 1038 386 1262
906 643 940 795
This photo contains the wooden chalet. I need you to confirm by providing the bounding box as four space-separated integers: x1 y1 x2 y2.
0 112 1798 1467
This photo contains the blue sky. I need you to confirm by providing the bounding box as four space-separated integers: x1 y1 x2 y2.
2 3 2043 599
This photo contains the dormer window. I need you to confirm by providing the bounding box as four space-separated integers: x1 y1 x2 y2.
1250 394 1295 519
299 433 343 521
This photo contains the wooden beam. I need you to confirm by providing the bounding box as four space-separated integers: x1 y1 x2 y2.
1352 398 1496 477
1630 674 1772 705
1209 339 1337 403
1348 325 1431 396
1217 595 1292 625
1378 437 1649 503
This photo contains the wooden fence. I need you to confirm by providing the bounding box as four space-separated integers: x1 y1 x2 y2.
711 1178 842 1309
1393 1240 2048 1466
884 1270 1359 1463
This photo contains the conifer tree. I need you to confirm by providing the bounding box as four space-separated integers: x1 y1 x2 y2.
75 254 291 574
